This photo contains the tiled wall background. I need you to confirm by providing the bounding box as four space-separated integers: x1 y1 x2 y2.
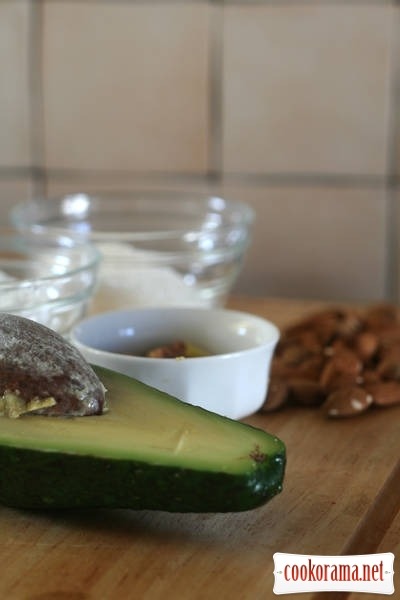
1 0 399 303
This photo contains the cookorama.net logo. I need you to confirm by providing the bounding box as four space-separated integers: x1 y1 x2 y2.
273 552 395 595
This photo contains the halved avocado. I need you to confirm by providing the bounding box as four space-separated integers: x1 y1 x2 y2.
0 366 285 512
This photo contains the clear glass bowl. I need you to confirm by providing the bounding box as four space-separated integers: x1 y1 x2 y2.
0 231 100 334
10 191 254 309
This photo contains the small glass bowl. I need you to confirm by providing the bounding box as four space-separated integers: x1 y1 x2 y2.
10 191 254 309
0 231 100 334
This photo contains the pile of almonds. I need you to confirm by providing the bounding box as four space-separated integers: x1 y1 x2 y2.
261 303 400 418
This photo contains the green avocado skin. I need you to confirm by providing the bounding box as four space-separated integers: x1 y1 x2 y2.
0 444 285 513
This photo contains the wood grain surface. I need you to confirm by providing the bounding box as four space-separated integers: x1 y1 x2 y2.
0 296 398 600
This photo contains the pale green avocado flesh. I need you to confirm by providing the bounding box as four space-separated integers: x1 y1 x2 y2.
0 366 285 512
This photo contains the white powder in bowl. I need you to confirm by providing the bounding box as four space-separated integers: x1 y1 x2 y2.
91 242 210 313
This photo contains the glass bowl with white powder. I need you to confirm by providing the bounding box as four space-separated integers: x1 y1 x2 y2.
0 231 100 333
11 192 254 311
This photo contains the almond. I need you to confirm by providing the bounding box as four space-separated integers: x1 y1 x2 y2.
365 381 400 407
361 369 381 385
364 303 399 330
263 303 400 417
377 357 400 381
272 354 324 381
353 331 379 362
287 378 324 406
324 339 349 357
323 386 373 418
320 350 362 389
376 325 400 350
379 340 400 358
292 356 325 380
279 344 312 367
320 371 363 394
330 349 363 375
295 330 323 354
336 310 362 339
284 310 335 335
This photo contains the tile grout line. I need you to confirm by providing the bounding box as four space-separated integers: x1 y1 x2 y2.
208 2 224 181
13 0 396 3
28 0 47 197
0 169 390 187
383 5 400 303
219 0 396 6
385 190 398 303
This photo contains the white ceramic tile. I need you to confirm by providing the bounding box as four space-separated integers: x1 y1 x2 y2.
393 188 400 303
0 2 31 167
42 2 210 173
220 184 388 302
222 4 393 176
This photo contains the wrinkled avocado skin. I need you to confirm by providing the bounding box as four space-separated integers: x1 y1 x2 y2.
0 445 285 513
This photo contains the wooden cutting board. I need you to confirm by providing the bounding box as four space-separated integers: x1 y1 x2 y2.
0 297 399 600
